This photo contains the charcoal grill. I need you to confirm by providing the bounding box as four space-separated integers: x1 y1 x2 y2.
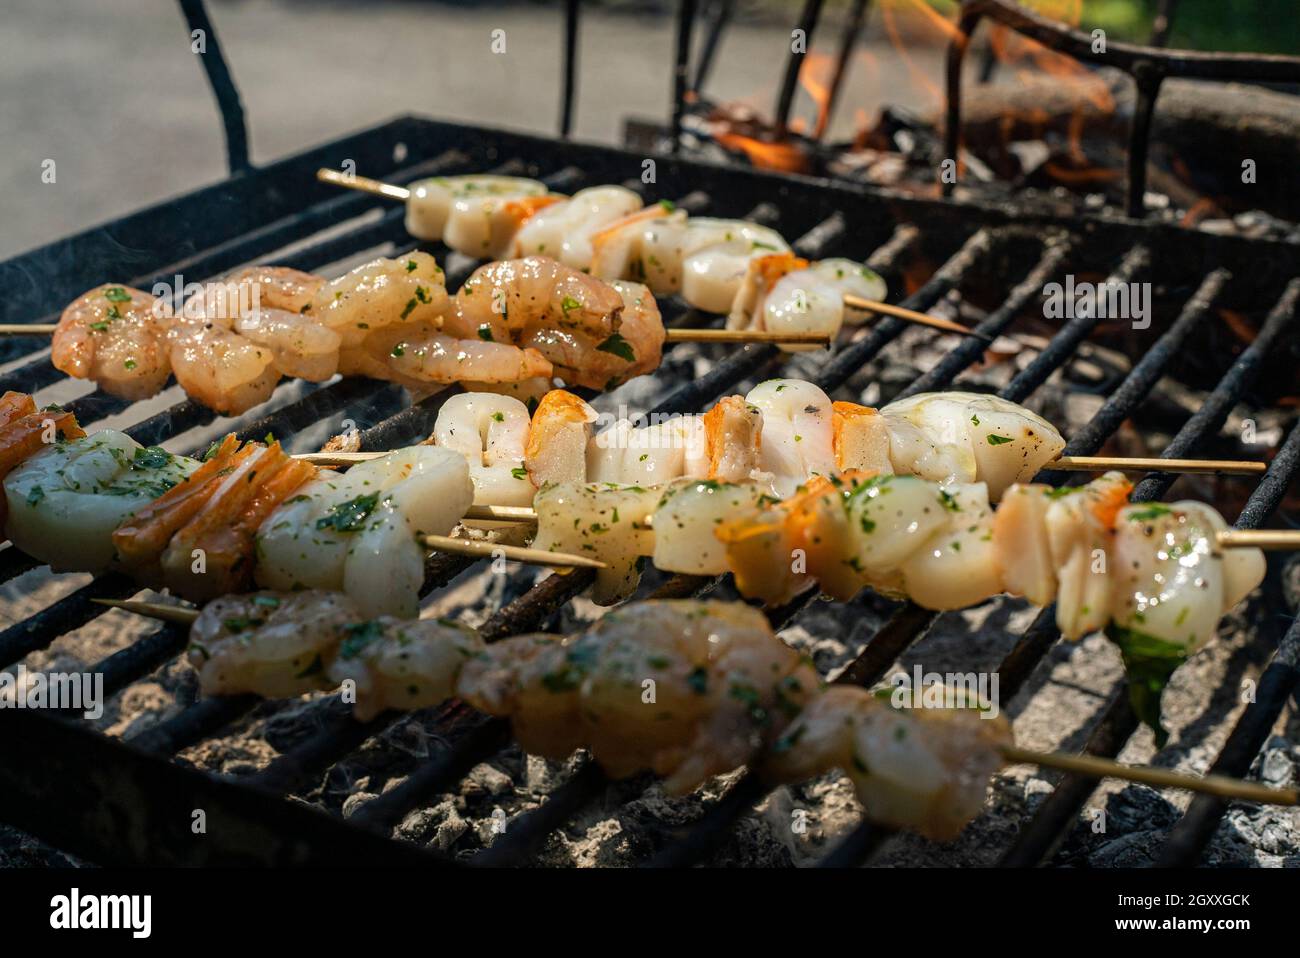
1 4 1298 868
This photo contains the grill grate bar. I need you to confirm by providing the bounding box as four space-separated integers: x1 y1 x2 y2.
1002 247 1152 404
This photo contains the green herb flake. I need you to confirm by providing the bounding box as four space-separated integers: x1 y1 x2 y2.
315 493 381 533
595 331 636 363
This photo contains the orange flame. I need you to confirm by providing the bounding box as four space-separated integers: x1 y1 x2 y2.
714 133 810 173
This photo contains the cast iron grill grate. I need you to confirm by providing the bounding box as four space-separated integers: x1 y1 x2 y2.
0 116 1295 867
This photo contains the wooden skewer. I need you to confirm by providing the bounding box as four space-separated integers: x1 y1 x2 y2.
1216 529 1300 551
461 508 1299 550
665 329 831 345
1053 455 1266 476
1000 744 1298 806
82 593 1300 808
316 167 986 342
93 597 199 625
297 450 1268 480
841 294 990 341
317 167 411 201
0 324 57 335
0 322 829 349
422 533 606 569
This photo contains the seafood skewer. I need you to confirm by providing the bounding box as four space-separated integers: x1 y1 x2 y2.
100 593 1300 841
304 383 1266 507
35 256 830 415
0 395 590 619
316 167 982 340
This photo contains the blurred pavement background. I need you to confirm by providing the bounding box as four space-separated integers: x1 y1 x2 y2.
0 0 944 259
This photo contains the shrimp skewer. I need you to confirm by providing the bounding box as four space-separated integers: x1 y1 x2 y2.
319 167 996 340
135 590 1293 839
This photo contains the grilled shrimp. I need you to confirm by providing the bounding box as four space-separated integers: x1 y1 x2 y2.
446 256 658 390
4 431 197 574
254 446 473 618
224 265 324 313
455 600 821 794
327 615 486 720
880 392 1065 500
167 286 282 416
53 284 172 400
315 252 449 350
533 481 660 604
511 186 644 269
762 685 1011 841
344 320 552 390
432 393 533 506
745 379 836 497
525 389 597 487
187 590 360 698
404 175 556 256
176 271 340 400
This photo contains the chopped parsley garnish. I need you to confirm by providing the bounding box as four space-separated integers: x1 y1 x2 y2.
510 466 529 481
25 485 44 507
339 620 385 659
477 324 494 342
315 493 381 532
595 331 636 362
103 287 131 303
405 259 418 272
560 295 582 318
986 433 1013 445
132 446 172 469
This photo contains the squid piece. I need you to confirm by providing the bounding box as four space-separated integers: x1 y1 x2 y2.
404 175 557 256
1043 471 1132 640
880 392 1065 500
588 203 690 294
0 408 87 529
745 379 836 498
511 185 644 269
679 218 793 314
456 600 822 794
1106 499 1266 741
728 254 888 351
532 481 659 604
432 392 534 506
254 446 474 618
652 479 766 576
4 431 198 574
